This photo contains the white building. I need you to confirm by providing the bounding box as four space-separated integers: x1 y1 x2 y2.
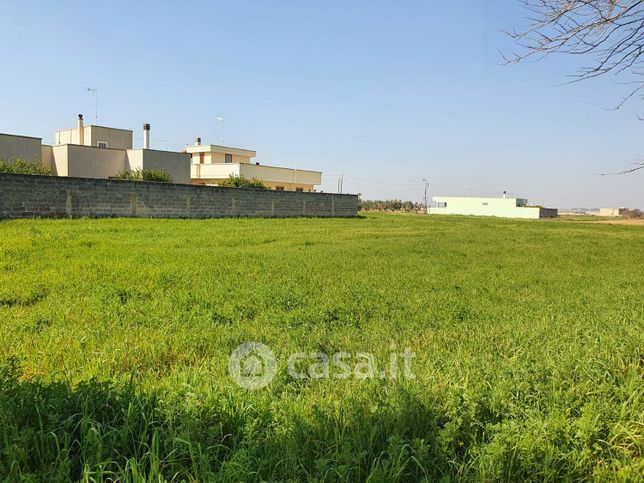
596 207 629 217
429 195 557 219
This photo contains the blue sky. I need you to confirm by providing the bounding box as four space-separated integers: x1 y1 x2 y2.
1 0 641 208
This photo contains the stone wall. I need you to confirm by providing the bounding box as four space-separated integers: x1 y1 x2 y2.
0 173 358 219
539 208 558 218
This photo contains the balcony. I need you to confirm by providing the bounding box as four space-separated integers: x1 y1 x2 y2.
191 163 321 186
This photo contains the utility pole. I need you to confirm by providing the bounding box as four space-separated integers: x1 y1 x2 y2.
216 117 225 144
86 87 98 123
422 179 429 214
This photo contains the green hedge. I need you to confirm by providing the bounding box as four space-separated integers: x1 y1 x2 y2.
0 159 52 176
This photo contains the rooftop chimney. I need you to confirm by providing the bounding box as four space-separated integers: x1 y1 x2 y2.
77 114 84 145
143 123 150 149
195 137 201 146
503 191 507 199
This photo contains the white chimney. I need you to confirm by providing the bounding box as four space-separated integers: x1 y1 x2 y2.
195 137 201 146
503 191 507 199
143 123 150 149
77 114 84 145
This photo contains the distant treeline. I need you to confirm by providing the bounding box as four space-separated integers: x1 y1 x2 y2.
622 209 643 218
359 199 425 212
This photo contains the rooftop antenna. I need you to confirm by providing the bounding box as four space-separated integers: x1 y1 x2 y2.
154 139 168 151
86 87 98 123
216 116 225 144
423 179 429 214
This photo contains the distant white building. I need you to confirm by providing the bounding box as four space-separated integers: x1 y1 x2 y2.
596 207 629 217
429 195 557 219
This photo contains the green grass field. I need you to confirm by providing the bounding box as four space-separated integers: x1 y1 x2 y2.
0 214 642 481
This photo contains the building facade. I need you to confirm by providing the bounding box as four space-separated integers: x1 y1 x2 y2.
188 140 322 192
0 133 42 162
1 115 191 184
597 207 628 217
429 195 558 219
1 116 323 191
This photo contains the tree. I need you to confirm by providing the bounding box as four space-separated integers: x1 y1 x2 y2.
219 175 269 190
505 1 643 88
506 0 644 173
359 199 425 213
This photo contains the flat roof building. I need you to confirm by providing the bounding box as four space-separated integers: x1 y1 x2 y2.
1 115 190 184
1 116 323 191
596 207 629 217
188 139 321 192
429 195 558 219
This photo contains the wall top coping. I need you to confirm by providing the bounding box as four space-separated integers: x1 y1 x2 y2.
0 173 358 198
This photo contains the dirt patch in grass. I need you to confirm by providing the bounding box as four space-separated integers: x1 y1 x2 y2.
586 219 644 226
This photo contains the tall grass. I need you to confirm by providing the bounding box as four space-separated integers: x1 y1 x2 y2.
0 214 642 480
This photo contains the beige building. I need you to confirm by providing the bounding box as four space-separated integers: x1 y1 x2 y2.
2 116 323 190
1 115 191 184
596 207 629 217
188 139 321 192
0 133 42 162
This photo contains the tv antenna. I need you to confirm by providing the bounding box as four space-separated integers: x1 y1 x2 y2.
86 87 98 123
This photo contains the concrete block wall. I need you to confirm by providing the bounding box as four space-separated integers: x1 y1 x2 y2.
538 208 558 218
0 173 358 219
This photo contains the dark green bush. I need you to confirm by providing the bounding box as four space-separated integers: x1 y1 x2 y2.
0 159 52 176
115 169 172 183
219 174 268 190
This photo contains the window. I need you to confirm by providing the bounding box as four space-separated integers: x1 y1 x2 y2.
199 153 205 164
295 187 304 192
97 141 108 148
482 202 489 206
225 153 233 163
275 186 285 191
437 202 447 208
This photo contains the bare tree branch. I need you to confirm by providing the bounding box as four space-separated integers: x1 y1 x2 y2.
506 1 643 174
599 161 644 174
505 1 644 100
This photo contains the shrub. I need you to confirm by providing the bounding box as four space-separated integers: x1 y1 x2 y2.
0 159 52 176
115 169 172 183
219 175 268 190
621 208 643 219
